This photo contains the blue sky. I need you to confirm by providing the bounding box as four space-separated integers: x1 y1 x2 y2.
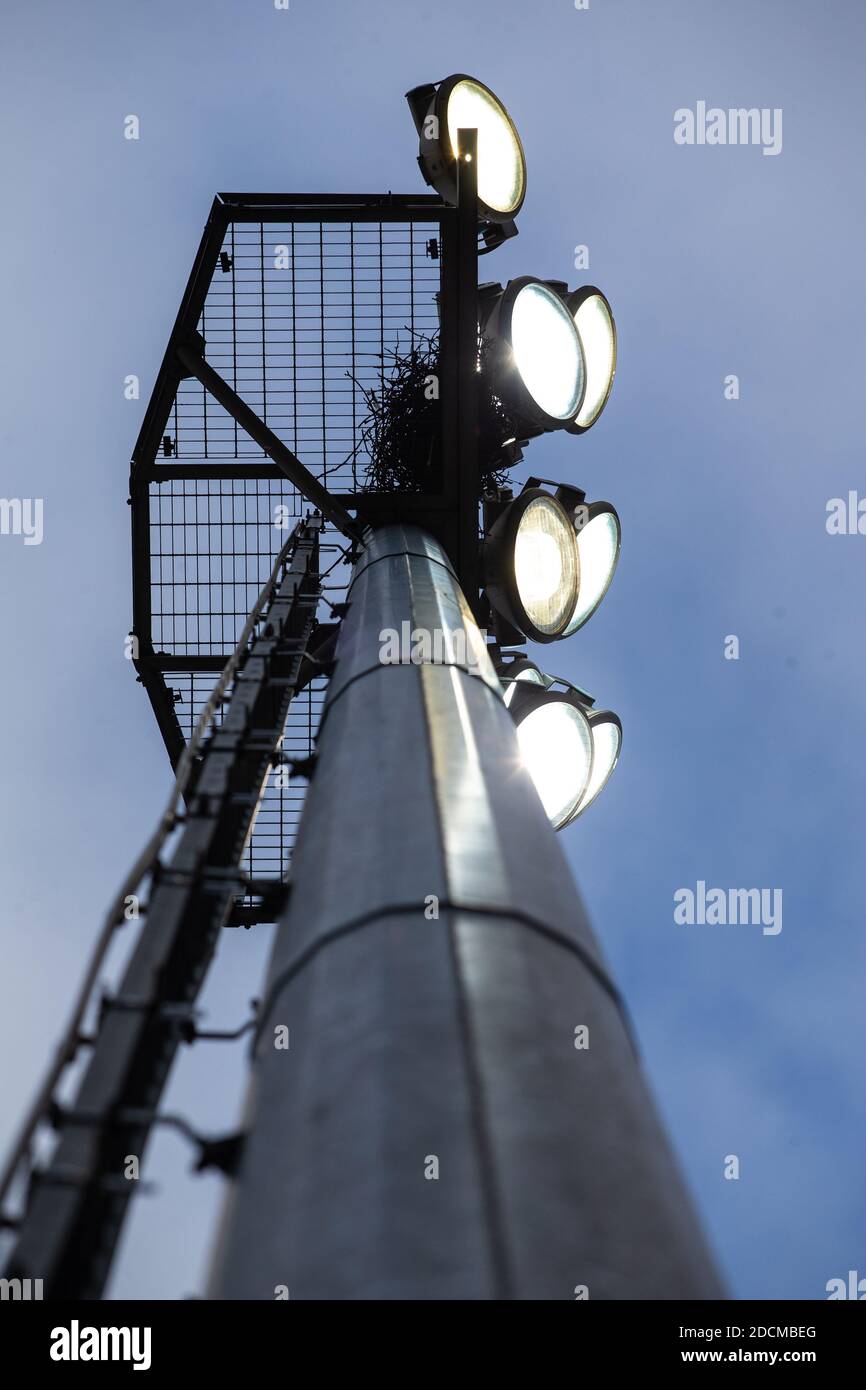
1 0 864 1299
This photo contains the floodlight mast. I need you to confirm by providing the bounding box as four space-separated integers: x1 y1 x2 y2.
207 124 724 1299
0 99 724 1299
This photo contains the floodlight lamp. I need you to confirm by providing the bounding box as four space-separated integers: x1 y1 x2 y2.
482 278 586 432
484 489 580 642
578 707 623 817
408 73 527 221
497 661 594 830
566 287 617 433
561 498 621 636
498 660 622 828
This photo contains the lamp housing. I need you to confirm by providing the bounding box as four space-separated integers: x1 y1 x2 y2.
481 277 587 433
498 660 595 830
484 488 581 643
498 658 622 828
408 73 527 222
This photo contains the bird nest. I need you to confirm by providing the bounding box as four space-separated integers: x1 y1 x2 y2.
354 331 515 495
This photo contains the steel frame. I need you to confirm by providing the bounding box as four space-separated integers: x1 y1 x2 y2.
130 184 479 838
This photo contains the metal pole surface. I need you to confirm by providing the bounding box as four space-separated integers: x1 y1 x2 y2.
209 524 724 1300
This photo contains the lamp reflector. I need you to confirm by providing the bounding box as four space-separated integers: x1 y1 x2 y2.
512 493 580 637
515 699 593 831
564 506 620 635
570 289 616 431
576 711 622 816
445 77 526 217
511 282 585 423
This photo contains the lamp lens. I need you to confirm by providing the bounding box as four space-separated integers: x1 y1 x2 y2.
573 293 616 428
511 283 585 422
564 510 619 634
513 495 580 636
446 79 525 215
516 700 593 830
577 716 621 815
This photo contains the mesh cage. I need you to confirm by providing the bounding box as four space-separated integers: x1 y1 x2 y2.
135 203 445 903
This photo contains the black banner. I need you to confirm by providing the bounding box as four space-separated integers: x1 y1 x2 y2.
0 1298 860 1374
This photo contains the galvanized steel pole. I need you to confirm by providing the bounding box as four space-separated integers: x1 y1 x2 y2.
208 524 724 1300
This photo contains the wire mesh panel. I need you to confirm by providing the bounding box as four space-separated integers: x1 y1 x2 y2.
158 220 442 487
154 523 346 894
149 478 312 657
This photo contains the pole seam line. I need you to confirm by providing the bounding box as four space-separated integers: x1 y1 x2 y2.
414 604 514 1300
320 657 498 736
347 544 456 595
250 900 632 1055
